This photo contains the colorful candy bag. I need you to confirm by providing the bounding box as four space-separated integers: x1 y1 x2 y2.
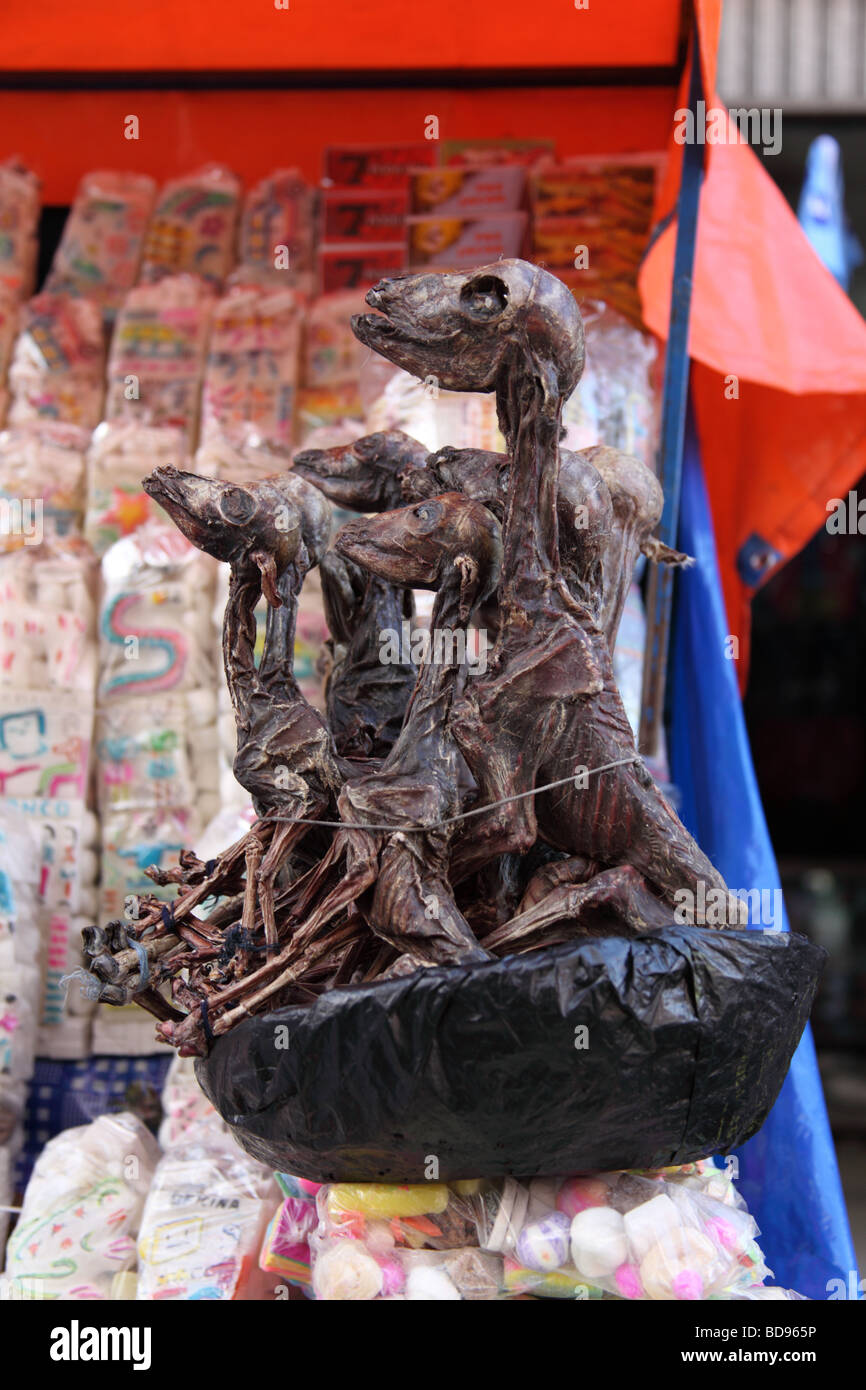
199 283 303 451
0 158 40 301
98 523 216 703
105 275 213 446
140 164 241 291
84 422 187 556
4 1112 160 1299
363 358 505 454
0 803 41 1148
302 289 371 390
157 1055 221 1150
44 170 157 321
239 168 316 281
308 1164 797 1301
8 293 105 430
0 423 90 551
0 534 97 689
136 1124 278 1300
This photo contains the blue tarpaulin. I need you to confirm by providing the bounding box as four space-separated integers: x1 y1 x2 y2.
670 412 859 1300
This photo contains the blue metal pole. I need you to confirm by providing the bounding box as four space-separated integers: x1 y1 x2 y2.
639 23 706 758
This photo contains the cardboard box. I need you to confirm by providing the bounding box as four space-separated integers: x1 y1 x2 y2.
318 242 406 294
322 189 408 243
410 164 526 216
323 143 435 188
407 212 528 270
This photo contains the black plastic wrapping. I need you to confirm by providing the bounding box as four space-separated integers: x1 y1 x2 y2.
196 925 825 1182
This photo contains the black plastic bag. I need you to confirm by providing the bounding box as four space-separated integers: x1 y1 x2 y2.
197 925 824 1181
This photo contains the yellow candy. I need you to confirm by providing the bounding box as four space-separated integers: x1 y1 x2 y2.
450 1180 484 1197
327 1183 450 1219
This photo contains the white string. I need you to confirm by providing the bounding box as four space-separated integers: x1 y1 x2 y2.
264 755 641 834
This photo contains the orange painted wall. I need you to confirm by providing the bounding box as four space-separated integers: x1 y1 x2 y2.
2 0 683 72
0 86 677 203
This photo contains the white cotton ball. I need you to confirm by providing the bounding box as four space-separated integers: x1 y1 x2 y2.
623 1193 683 1263
406 1266 462 1301
570 1206 628 1278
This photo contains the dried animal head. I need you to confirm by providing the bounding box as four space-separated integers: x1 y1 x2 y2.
144 466 331 605
352 260 584 406
293 430 429 512
335 492 501 621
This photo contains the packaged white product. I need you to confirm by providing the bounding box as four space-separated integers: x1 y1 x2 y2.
4 1112 160 1299
136 1125 278 1300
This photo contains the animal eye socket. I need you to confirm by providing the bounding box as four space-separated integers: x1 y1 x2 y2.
415 506 431 521
460 275 509 320
219 488 257 523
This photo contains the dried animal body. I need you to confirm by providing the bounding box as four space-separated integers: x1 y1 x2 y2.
82 260 744 1055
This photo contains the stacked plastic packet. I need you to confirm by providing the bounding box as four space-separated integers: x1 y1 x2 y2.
44 171 157 324
196 281 304 459
530 157 659 327
0 422 89 551
139 164 241 291
0 801 42 1236
238 168 316 292
105 274 213 448
7 292 106 430
0 158 40 301
2 1112 160 1299
561 302 658 468
364 359 505 455
92 522 218 1052
297 289 370 448
0 536 99 1058
84 422 186 556
0 289 18 427
136 1113 278 1300
305 1165 806 1301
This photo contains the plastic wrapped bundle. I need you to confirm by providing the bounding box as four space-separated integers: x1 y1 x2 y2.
0 531 97 688
98 522 216 703
0 286 19 425
308 1164 803 1301
0 804 42 1149
136 1123 278 1300
0 158 40 301
84 422 187 556
139 164 241 291
198 283 303 452
157 1054 222 1150
239 168 316 282
44 171 157 321
8 294 105 430
0 423 90 550
105 275 213 447
3 1112 160 1299
560 302 658 468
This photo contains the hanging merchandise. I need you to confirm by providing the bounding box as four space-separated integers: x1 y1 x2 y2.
0 424 90 550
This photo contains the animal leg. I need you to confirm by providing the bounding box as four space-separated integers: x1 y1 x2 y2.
483 864 672 953
371 834 489 967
